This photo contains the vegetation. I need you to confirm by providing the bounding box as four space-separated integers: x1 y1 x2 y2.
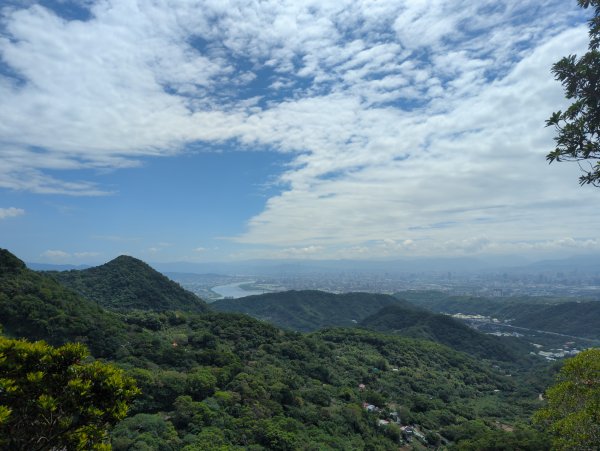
214 290 533 361
534 349 600 450
395 290 600 340
47 255 208 313
212 290 413 332
546 0 600 185
0 249 557 449
0 336 139 450
0 249 127 357
359 304 528 362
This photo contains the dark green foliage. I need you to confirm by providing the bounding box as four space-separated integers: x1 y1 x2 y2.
360 304 521 362
534 349 600 450
0 249 25 273
47 255 208 312
111 413 181 450
212 290 413 332
510 302 600 339
0 250 554 449
451 424 550 450
0 336 139 450
397 290 600 340
0 249 127 357
546 0 600 185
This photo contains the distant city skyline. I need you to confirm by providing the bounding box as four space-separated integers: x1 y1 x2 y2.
1 0 599 264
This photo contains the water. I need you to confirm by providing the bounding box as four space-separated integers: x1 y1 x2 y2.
211 281 266 299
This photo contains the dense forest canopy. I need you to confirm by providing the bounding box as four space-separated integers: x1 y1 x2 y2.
0 249 560 449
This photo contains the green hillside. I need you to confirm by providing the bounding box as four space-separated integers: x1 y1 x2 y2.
396 291 600 340
47 255 208 312
0 249 126 357
213 289 528 362
0 250 551 449
360 304 529 362
212 290 414 332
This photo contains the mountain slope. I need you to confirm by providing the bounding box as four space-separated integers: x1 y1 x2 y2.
0 249 126 357
396 291 600 340
212 290 414 332
0 249 549 448
47 255 208 312
359 304 527 362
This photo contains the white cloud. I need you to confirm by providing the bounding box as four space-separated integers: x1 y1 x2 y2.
0 207 24 219
41 249 70 259
41 249 100 259
73 251 100 258
0 0 595 258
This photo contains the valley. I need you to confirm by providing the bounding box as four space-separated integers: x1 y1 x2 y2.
1 249 598 449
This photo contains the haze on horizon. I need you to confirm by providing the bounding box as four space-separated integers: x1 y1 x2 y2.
1 0 599 265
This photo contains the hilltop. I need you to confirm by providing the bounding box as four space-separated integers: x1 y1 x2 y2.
397 291 600 341
0 249 126 357
360 304 529 362
212 290 414 332
47 255 208 312
213 289 526 362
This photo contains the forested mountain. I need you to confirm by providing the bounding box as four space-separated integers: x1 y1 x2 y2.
0 249 551 449
212 290 528 362
212 290 415 332
360 305 529 362
47 255 208 312
397 291 600 340
0 249 126 357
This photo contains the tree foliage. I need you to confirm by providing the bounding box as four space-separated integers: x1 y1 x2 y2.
47 255 207 313
547 0 600 185
534 349 600 450
0 337 139 450
0 249 558 449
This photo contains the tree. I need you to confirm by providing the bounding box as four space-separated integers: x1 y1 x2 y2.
534 349 600 450
0 337 139 450
547 0 600 185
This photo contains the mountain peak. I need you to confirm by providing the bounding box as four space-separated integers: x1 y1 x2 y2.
103 255 149 267
49 255 208 312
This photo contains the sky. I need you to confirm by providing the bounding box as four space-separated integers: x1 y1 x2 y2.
0 0 599 265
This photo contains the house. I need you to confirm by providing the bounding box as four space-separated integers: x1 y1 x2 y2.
362 402 378 412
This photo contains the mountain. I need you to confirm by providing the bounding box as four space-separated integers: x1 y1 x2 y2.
0 249 126 357
359 304 527 362
212 290 527 361
1 249 548 449
397 291 600 340
211 290 414 332
26 262 92 271
47 255 208 312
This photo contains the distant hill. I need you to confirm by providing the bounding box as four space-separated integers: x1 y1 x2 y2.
47 255 208 312
0 249 126 357
212 290 413 332
26 262 91 271
396 291 600 340
359 304 527 362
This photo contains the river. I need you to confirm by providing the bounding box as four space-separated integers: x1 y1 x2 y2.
211 281 267 299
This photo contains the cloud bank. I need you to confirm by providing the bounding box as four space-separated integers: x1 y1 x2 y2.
0 0 596 257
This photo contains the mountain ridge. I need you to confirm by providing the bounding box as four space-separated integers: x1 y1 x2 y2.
46 255 208 312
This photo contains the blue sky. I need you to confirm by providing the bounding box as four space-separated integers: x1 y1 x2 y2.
0 0 599 264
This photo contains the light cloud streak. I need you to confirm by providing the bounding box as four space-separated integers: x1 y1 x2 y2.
0 207 24 219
